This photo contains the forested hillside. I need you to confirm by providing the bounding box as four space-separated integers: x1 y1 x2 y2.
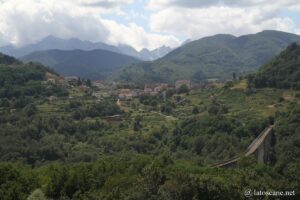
0 52 21 65
0 57 68 99
249 43 300 89
112 30 300 84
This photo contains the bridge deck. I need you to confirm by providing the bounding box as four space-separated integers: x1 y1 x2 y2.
214 126 273 167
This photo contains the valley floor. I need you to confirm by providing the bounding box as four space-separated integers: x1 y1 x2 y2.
1 79 300 199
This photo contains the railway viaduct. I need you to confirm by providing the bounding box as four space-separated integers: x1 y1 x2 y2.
214 126 274 168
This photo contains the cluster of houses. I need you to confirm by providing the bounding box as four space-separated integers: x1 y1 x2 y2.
45 72 220 102
45 73 80 87
175 80 192 89
118 83 170 100
92 80 107 89
92 79 218 100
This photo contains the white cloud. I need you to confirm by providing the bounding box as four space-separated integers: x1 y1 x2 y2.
149 2 300 40
0 0 299 51
102 20 179 50
0 0 112 45
82 0 133 8
0 0 179 50
0 32 9 47
148 0 300 9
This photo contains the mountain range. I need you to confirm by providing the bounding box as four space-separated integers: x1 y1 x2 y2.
2 30 300 83
0 36 172 80
0 36 172 61
111 30 300 84
21 49 140 80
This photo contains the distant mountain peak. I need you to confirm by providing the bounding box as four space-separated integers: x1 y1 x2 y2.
40 35 64 42
156 45 171 50
203 34 236 41
0 35 172 61
137 45 173 61
181 39 192 46
43 35 59 40
260 30 285 34
139 48 150 53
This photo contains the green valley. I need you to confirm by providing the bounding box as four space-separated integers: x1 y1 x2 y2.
0 43 300 199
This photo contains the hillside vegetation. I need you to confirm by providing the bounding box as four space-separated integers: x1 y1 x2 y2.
250 43 300 89
112 30 300 84
0 54 68 99
0 51 300 199
0 52 21 65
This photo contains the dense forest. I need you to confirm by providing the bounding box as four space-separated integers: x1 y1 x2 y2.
249 43 300 89
0 49 300 200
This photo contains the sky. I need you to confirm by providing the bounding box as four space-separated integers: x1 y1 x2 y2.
0 0 300 51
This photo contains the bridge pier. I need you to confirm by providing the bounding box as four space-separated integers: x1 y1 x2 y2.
256 129 274 164
214 126 274 168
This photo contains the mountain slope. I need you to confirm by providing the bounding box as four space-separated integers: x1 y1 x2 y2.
0 36 172 61
0 52 21 65
252 43 300 89
21 49 140 80
0 52 69 98
111 30 300 84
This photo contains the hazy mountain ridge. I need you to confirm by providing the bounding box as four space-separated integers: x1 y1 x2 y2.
111 30 300 84
139 46 173 61
0 36 172 61
21 49 140 80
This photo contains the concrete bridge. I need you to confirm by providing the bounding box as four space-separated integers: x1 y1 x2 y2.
214 126 274 168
